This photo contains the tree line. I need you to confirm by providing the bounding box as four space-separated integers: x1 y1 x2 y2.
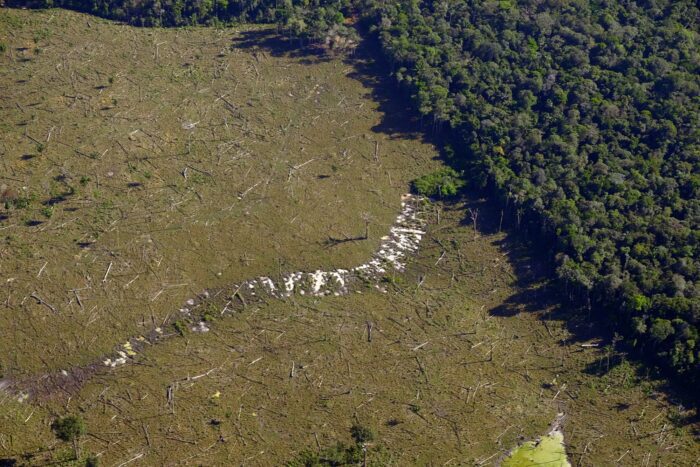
7 0 699 386
360 0 699 386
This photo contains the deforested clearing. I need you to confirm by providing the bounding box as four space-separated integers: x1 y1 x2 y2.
0 9 698 467
0 9 439 375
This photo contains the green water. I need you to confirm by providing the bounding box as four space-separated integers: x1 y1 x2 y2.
501 430 571 467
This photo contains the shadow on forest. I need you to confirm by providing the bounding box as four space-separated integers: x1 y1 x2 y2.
231 29 431 142
455 198 599 340
231 28 333 65
464 194 700 419
465 195 700 424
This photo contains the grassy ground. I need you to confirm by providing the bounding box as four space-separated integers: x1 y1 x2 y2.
0 8 439 377
0 8 698 467
2 200 698 465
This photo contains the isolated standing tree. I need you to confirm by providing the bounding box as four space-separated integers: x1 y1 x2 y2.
468 208 479 238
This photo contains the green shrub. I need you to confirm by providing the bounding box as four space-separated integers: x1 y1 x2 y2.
52 415 86 442
173 320 187 336
7 195 34 210
350 424 374 444
412 168 465 198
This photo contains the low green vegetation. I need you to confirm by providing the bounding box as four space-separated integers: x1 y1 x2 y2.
52 415 86 460
412 167 464 198
52 415 86 442
173 320 188 336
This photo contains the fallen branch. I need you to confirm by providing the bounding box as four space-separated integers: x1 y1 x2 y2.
412 341 429 351
102 261 113 283
116 453 144 467
36 261 48 278
185 164 213 177
30 293 57 313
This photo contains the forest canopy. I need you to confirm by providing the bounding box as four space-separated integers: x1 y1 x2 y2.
6 0 699 384
359 0 699 384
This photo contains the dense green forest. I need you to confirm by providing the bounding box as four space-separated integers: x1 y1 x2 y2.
5 0 699 385
363 0 699 387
